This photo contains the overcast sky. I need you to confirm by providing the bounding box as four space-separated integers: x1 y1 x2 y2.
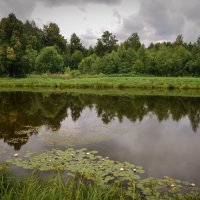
0 0 200 46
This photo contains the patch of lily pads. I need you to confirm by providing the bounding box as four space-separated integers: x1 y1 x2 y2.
7 148 143 184
6 148 200 199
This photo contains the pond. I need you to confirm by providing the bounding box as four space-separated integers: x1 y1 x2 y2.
0 90 200 185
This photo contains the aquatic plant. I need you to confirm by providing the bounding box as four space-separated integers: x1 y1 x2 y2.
7 148 143 185
6 148 200 199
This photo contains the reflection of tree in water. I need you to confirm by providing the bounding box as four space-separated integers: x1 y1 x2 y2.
0 92 200 149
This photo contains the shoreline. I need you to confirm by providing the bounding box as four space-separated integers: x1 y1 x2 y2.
0 76 200 90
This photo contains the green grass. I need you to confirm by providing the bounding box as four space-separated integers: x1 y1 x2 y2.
0 170 136 200
0 170 199 200
0 76 200 90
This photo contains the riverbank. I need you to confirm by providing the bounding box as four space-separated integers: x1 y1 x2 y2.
0 76 200 89
1 170 199 200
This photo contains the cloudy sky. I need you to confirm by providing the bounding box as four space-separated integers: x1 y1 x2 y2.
0 0 200 46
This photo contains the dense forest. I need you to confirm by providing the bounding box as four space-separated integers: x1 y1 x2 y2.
0 13 200 77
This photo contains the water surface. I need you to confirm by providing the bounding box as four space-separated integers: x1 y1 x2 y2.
0 91 200 185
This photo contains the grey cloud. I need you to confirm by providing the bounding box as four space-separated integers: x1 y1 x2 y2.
41 0 122 7
117 0 200 44
113 9 122 24
0 0 122 20
80 29 98 47
0 0 35 19
139 0 184 37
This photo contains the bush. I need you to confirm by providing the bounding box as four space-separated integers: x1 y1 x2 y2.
35 46 64 74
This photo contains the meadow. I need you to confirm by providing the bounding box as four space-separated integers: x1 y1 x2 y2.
0 76 200 90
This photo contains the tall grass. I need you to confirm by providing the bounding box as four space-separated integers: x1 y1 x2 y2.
0 76 200 90
0 168 199 200
0 171 131 200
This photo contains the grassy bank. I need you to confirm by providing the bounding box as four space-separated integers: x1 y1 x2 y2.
0 76 200 90
1 87 200 97
0 168 199 200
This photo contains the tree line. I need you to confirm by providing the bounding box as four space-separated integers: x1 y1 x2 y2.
0 13 200 77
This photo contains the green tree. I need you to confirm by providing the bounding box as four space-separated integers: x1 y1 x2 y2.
174 34 184 46
21 48 37 73
42 23 67 52
117 45 138 73
78 55 97 74
70 33 83 55
96 51 119 74
23 20 43 50
70 50 83 70
171 45 191 75
0 13 25 76
152 45 172 75
35 46 64 73
95 31 118 56
133 59 145 74
186 38 200 76
124 32 141 51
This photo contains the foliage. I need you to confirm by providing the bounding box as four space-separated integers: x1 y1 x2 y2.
70 50 83 70
124 32 141 51
7 148 144 184
21 48 37 73
5 149 200 200
95 51 119 74
95 31 118 56
42 23 67 53
0 169 128 200
70 33 84 55
35 46 64 73
78 55 98 74
0 13 200 76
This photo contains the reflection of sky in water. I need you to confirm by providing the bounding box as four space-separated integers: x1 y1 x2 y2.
0 101 200 185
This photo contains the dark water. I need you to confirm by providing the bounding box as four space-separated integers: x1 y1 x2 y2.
0 91 200 185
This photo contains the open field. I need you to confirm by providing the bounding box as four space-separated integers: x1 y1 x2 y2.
0 76 200 90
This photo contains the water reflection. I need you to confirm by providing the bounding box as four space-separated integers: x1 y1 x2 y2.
0 91 200 150
1 91 200 184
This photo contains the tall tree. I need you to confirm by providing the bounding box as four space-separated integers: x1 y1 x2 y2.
42 23 67 53
124 32 141 50
0 13 25 76
70 50 83 70
70 33 83 55
174 34 184 46
95 31 118 56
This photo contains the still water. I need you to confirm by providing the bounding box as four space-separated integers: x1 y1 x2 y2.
0 91 200 184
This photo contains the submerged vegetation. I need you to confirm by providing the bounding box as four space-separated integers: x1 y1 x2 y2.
1 148 200 200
